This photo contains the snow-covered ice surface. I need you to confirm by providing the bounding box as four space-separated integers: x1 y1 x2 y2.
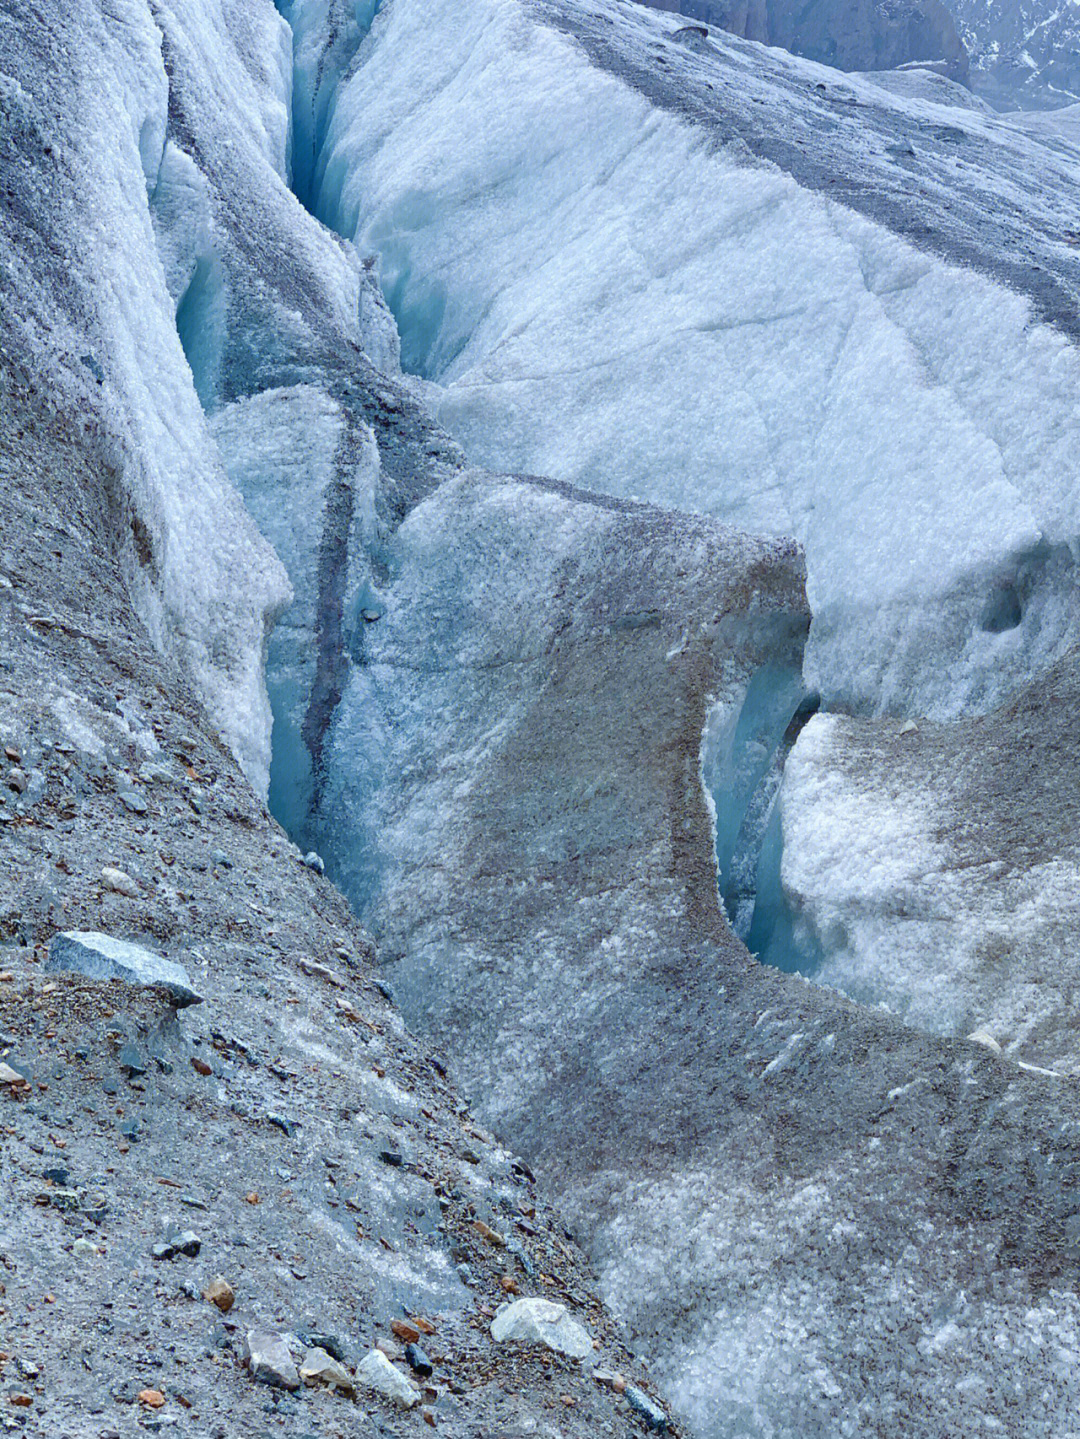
316 0 1080 718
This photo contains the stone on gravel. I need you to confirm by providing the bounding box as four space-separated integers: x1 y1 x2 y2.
244 1331 301 1391
100 867 137 897
152 1229 201 1261
201 1277 235 1313
626 1385 668 1431
404 1343 432 1377
118 787 148 815
356 1349 420 1407
0 1061 28 1088
46 932 202 1007
118 1044 145 1077
967 1028 1002 1054
299 1347 356 1397
298 1331 347 1363
490 1298 593 1359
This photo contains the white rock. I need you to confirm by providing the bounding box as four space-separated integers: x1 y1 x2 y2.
100 866 138 898
490 1298 593 1359
356 1349 420 1407
299 1346 355 1397
46 931 202 1007
967 1029 1002 1054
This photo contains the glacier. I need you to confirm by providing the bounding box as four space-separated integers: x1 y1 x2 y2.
313 0 1080 720
9 0 1080 1434
0 0 291 792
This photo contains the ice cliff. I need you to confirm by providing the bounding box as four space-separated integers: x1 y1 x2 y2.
8 0 1080 1435
0 0 291 791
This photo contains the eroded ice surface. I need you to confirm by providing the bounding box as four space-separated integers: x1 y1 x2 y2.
777 655 1080 1071
212 386 379 840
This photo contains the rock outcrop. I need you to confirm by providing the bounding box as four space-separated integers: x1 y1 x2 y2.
949 0 1080 108
642 0 968 77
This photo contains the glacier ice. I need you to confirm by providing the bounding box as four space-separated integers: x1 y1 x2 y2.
212 386 379 842
11 0 1080 1434
777 654 1080 1072
317 468 812 1128
316 0 1080 719
0 0 292 792
112 0 453 810
308 459 1080 1439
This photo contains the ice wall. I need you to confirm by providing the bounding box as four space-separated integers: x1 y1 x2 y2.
317 467 812 1132
124 0 452 815
0 0 291 792
703 670 822 971
315 0 1080 720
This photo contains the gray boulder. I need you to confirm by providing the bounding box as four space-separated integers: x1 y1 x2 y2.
46 932 202 1007
243 1331 300 1392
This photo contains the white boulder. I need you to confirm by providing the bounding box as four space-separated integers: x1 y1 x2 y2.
356 1348 420 1407
490 1298 593 1359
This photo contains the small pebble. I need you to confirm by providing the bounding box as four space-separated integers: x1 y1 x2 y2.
404 1343 432 1378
